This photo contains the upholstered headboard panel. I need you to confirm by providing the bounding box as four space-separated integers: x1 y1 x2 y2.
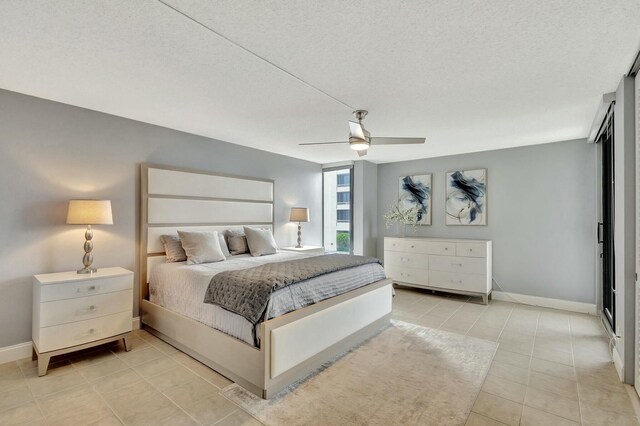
140 164 274 301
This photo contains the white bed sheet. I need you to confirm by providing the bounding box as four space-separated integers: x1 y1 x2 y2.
148 251 386 347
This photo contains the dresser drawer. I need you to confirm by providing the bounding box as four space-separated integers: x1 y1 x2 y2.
37 311 131 353
384 251 429 269
455 243 486 258
40 275 133 302
385 239 455 256
385 265 429 286
428 256 487 275
417 241 455 255
429 271 487 293
384 238 410 252
39 290 133 327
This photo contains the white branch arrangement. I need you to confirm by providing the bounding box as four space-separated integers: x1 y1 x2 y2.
384 202 419 231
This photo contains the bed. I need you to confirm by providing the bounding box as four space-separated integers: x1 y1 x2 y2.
140 164 393 398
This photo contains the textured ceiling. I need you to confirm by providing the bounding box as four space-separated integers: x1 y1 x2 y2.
0 1 639 164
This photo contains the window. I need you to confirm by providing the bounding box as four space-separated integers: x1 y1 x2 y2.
336 231 350 253
337 173 350 187
336 210 350 222
323 166 353 254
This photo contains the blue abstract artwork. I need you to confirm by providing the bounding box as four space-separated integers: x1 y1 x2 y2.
399 174 432 225
446 169 487 225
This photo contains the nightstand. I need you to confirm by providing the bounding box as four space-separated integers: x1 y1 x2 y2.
32 267 134 376
280 246 325 255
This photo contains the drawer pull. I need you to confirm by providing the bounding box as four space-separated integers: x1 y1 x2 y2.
452 263 463 266
76 305 99 316
78 285 99 293
410 245 415 248
450 279 463 284
89 328 95 334
444 248 449 251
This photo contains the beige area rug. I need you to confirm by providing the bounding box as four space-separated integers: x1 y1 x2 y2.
223 320 497 425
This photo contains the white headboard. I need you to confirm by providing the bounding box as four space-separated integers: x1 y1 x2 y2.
140 163 274 301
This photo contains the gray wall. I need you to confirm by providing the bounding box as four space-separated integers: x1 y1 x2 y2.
0 89 322 348
377 139 597 304
353 160 378 257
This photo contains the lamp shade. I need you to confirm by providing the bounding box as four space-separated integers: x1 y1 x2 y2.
289 207 309 222
66 200 113 225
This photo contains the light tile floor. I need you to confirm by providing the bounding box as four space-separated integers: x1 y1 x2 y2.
392 287 639 426
0 287 637 425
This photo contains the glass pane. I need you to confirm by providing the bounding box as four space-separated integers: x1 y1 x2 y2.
323 168 352 254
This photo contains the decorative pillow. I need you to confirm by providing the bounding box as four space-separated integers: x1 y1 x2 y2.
218 233 231 257
244 226 278 257
160 235 187 263
177 231 226 265
226 231 249 255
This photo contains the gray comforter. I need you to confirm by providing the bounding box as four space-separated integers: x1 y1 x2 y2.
203 254 382 325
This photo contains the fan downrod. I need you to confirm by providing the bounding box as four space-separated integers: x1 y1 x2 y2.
353 110 368 122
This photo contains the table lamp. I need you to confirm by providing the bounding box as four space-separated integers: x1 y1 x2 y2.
289 207 310 248
66 200 113 274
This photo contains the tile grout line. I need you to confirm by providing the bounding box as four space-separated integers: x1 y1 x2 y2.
140 333 262 425
460 301 495 339
517 309 539 424
66 352 127 425
525 313 585 424
465 301 516 423
568 316 584 425
109 337 205 425
16 359 50 425
92 385 129 426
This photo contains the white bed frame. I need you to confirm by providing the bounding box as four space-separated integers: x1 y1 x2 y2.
140 164 393 398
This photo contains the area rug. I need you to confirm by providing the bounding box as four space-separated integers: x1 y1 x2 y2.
222 320 497 425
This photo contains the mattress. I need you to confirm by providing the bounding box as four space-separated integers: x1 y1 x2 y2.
148 251 386 347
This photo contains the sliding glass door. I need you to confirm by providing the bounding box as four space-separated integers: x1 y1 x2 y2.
323 166 353 254
598 111 615 330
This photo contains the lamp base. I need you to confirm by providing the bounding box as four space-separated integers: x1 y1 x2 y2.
77 267 97 274
296 223 303 249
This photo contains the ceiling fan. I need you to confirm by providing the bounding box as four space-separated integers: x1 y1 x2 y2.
299 110 425 157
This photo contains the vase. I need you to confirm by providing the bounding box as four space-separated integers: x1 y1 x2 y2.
396 223 406 238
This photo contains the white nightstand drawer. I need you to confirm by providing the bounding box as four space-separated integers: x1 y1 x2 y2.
384 251 429 269
429 271 486 293
40 275 133 302
40 290 133 327
428 256 487 275
455 243 486 258
38 311 131 353
385 265 429 286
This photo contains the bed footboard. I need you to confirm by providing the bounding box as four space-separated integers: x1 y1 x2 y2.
142 278 393 399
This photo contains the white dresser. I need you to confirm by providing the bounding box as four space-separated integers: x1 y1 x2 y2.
384 237 492 303
32 267 134 376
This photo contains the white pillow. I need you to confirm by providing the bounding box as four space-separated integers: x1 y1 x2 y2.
243 227 278 257
218 233 231 257
178 231 226 265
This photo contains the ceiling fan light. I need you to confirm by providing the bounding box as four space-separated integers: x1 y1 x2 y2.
349 137 369 151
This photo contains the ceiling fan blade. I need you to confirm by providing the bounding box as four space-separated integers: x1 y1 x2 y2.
370 137 425 145
298 141 348 146
348 121 366 140
357 149 368 157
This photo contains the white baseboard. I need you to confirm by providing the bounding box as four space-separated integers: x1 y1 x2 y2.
0 317 142 365
0 341 32 365
613 345 624 380
492 291 597 315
